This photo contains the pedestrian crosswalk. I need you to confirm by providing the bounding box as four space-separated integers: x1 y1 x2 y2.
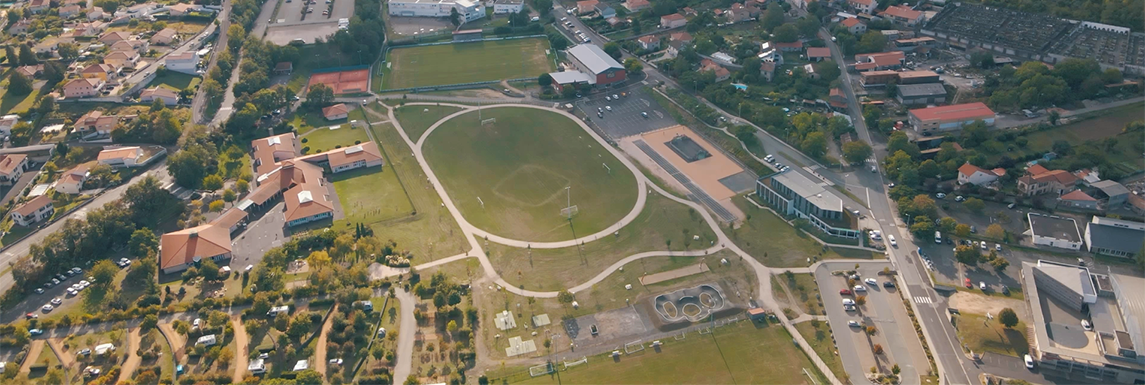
914 296 933 304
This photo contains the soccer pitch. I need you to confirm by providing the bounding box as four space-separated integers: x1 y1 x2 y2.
422 107 639 242
382 38 556 90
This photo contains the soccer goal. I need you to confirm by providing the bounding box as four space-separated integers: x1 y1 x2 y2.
624 340 645 354
673 332 687 341
697 327 712 335
560 205 579 219
481 118 497 125
529 363 554 377
564 356 588 369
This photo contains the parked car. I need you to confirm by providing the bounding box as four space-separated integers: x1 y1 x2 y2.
848 320 861 327
842 298 855 305
50 298 62 306
34 288 44 294
995 244 1002 251
853 285 866 293
979 281 987 290
1082 319 1092 331
25 313 37 319
935 192 946 199
888 235 897 247
29 329 43 336
964 278 972 288
864 278 877 286
980 241 988 250
1024 354 1035 369
41 304 53 312
839 289 852 296
883 281 895 288
641 111 649 118
955 195 965 202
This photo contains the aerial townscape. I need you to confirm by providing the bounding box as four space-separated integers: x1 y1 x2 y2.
0 0 1143 383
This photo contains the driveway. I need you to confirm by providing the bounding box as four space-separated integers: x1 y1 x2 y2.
392 288 416 385
231 316 249 383
117 328 143 384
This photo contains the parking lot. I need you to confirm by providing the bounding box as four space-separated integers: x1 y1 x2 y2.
264 0 353 44
814 261 931 382
576 88 675 140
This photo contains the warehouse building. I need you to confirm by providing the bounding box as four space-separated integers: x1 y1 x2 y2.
896 83 947 105
1084 216 1145 259
388 0 484 23
1027 213 1083 251
564 44 626 87
907 102 995 134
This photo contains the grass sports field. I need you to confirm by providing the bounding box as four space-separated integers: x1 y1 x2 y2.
495 321 825 384
382 38 555 90
422 107 638 241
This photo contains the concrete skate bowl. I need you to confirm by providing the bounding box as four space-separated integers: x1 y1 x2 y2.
653 284 728 324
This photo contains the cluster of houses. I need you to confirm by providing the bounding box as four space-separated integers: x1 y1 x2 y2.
956 161 1137 215
157 132 383 275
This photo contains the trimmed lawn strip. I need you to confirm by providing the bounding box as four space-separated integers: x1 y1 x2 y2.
794 321 847 383
729 197 847 268
299 122 367 154
151 71 202 92
422 107 638 242
778 272 823 315
393 104 464 142
485 190 717 292
955 313 1029 357
331 165 413 230
498 318 824 384
382 38 555 90
367 110 469 261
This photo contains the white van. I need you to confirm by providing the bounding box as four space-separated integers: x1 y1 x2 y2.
934 231 942 244
267 305 290 317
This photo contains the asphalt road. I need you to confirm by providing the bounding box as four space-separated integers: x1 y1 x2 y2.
192 0 233 124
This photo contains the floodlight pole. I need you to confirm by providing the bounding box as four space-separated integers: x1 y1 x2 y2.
565 186 571 220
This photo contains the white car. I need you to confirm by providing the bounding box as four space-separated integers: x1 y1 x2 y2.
41 304 53 312
842 298 855 305
605 106 612 111
50 298 62 306
995 244 1002 251
605 96 611 101
864 278 877 286
888 235 897 247
1024 354 1035 369
848 320 860 327
192 318 201 330
853 285 866 293
936 192 946 199
980 241 988 250
1081 319 1092 331
979 281 987 290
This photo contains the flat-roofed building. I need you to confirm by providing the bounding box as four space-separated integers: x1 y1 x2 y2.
908 102 995 134
1084 216 1145 259
1028 212 1083 250
492 0 523 14
896 83 947 105
896 70 940 84
756 170 860 239
387 0 484 23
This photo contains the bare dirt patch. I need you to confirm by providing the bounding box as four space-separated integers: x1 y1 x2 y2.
19 340 45 373
231 316 249 383
949 291 1028 319
117 328 143 383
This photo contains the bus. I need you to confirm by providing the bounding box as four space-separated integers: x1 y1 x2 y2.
934 231 942 244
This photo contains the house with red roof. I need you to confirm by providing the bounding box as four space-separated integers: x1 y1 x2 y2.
908 102 996 134
881 5 924 26
1058 190 1098 210
637 35 660 50
957 163 1005 187
846 0 877 14
660 13 686 28
840 17 866 34
806 47 832 62
1018 164 1079 196
775 41 803 52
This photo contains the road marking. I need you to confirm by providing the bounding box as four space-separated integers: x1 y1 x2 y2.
914 296 932 304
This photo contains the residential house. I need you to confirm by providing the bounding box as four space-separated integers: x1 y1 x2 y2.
1058 190 1098 210
69 22 107 37
807 47 831 62
0 115 18 137
841 17 866 34
803 63 818 79
55 165 90 195
775 40 803 52
167 3 200 16
15 65 42 79
758 41 783 64
8 20 31 35
111 39 148 54
623 0 649 12
700 59 730 82
829 88 848 110
140 87 179 105
11 195 54 227
670 31 693 44
104 51 139 68
27 0 51 13
60 5 83 18
881 5 923 26
605 17 625 27
159 224 232 274
75 111 121 135
99 31 132 45
851 51 905 72
957 162 1005 187
1074 169 1101 186
1018 164 1079 196
846 0 877 14
667 40 688 56
63 78 105 98
0 154 29 186
274 62 293 75
594 3 615 19
576 0 598 15
322 104 349 120
759 61 776 82
152 27 178 44
87 9 107 20
116 2 161 18
637 35 660 50
97 146 144 168
81 63 117 81
726 3 752 23
34 38 62 57
660 13 686 28
164 51 200 74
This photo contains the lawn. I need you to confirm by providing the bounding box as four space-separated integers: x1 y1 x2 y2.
365 103 469 261
955 313 1029 357
0 86 39 115
795 320 848 383
777 272 823 315
331 165 414 228
729 197 850 268
299 122 368 154
394 104 464 142
1019 102 1145 175
485 190 716 292
498 320 825 384
152 71 202 92
422 107 638 242
381 38 555 90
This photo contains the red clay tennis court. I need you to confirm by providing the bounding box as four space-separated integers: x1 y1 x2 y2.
307 68 370 94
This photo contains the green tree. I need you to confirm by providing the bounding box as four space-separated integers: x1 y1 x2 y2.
998 308 1019 328
623 57 643 74
18 44 36 65
223 189 237 204
7 72 32 96
964 197 985 213
296 370 323 385
985 223 1005 239
761 3 784 31
954 245 980 266
92 260 119 286
168 144 211 189
938 217 958 233
991 256 1010 272
801 132 828 158
537 73 552 87
857 30 887 53
796 17 821 37
603 42 622 59
557 290 574 305
773 24 799 43
200 258 220 281
918 159 941 179
449 8 461 26
910 219 935 239
129 228 159 259
955 224 972 237
305 84 335 109
843 140 873 165
202 175 224 191
208 200 225 212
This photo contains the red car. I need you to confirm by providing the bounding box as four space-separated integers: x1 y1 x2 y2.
25 312 37 319
965 278 973 288
839 289 853 296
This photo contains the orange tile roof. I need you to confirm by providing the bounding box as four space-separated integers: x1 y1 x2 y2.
841 18 861 27
98 146 141 161
13 195 52 217
0 154 27 176
958 163 996 178
1060 190 1095 202
882 5 922 20
210 207 248 230
326 142 383 169
283 182 334 222
160 224 232 270
910 103 995 123
807 47 831 58
1026 164 1049 176
661 13 685 21
322 103 348 119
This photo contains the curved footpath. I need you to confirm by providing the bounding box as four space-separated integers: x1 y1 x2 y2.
382 102 844 385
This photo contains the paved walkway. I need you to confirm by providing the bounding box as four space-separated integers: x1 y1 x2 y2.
379 101 846 385
392 288 417 384
231 316 249 383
